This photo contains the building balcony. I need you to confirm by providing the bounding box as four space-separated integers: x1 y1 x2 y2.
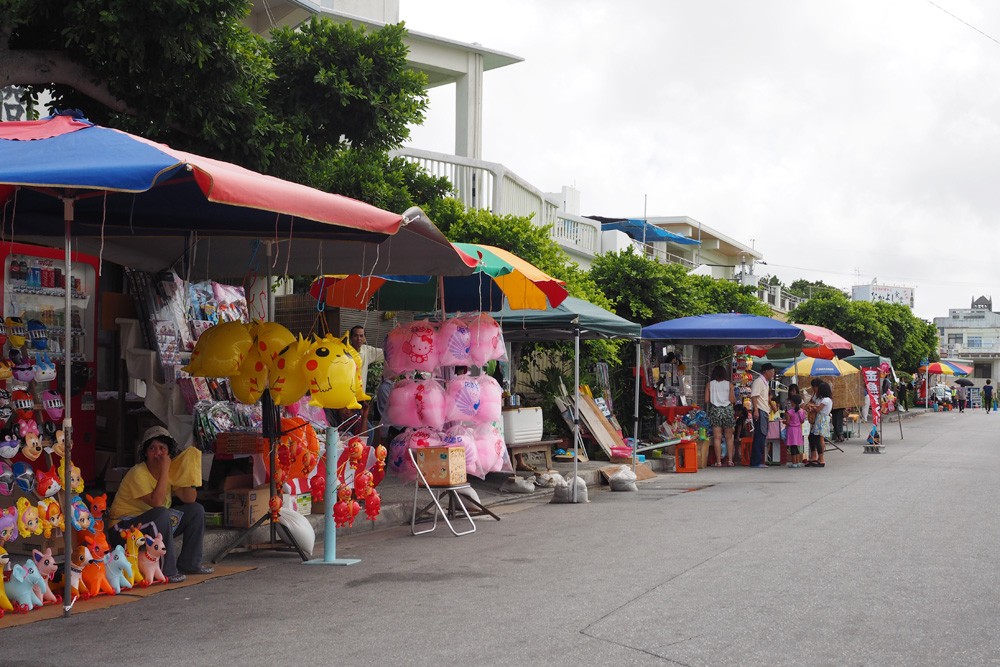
756 284 808 315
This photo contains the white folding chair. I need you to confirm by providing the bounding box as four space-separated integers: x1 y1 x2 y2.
409 448 476 536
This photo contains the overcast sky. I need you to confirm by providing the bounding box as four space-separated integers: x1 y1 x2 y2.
399 0 1000 321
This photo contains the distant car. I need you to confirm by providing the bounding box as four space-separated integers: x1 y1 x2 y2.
915 384 951 407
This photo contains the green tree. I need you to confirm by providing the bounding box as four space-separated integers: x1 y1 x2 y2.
2 1 442 210
786 279 846 299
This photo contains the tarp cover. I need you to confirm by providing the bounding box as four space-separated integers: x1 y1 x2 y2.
642 313 806 345
602 219 701 245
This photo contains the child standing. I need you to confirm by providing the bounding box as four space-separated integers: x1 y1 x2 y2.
784 394 807 468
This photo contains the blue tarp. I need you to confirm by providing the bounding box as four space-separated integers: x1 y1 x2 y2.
641 313 807 345
602 219 701 245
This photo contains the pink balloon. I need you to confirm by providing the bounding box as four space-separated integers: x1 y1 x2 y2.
474 374 503 424
438 317 472 366
402 320 440 373
445 374 481 422
444 425 480 478
468 313 506 365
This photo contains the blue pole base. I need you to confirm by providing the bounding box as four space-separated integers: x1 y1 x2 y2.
302 557 361 566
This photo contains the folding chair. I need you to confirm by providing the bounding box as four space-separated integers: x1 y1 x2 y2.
409 448 500 536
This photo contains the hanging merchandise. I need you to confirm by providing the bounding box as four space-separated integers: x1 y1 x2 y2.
0 461 12 494
400 320 440 373
732 353 755 410
15 496 40 536
472 422 506 474
383 324 412 378
387 377 446 430
302 334 365 410
212 283 250 323
340 333 370 405
0 433 18 459
0 359 11 381
4 317 26 348
438 317 472 366
468 312 506 366
443 424 479 478
182 321 253 378
0 505 18 542
60 461 84 495
34 465 62 498
252 321 296 371
41 390 64 421
387 430 416 480
37 497 63 539
268 337 312 406
445 373 481 422
473 374 503 423
26 319 47 350
230 344 269 405
32 352 57 383
68 495 94 534
9 348 34 383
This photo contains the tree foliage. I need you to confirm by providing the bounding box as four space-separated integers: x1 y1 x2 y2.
787 290 938 371
2 0 438 210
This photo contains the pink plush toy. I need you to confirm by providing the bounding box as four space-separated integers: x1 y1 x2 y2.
138 531 168 587
468 313 505 366
401 320 440 373
474 374 503 424
445 374 481 423
444 425 480 478
437 317 471 366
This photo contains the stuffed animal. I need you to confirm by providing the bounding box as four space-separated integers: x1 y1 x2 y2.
81 533 115 597
138 531 168 586
0 545 13 614
105 544 133 594
7 558 45 612
31 548 60 604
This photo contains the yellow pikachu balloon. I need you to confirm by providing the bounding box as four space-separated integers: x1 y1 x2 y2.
341 333 372 403
231 345 269 405
303 335 361 410
268 336 312 406
254 321 296 372
183 321 253 377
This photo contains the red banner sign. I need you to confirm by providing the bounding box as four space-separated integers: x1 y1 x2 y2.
863 368 881 427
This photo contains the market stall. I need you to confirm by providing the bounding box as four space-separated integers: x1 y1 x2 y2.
0 112 480 616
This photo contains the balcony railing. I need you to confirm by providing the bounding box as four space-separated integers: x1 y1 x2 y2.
756 285 808 314
630 239 695 268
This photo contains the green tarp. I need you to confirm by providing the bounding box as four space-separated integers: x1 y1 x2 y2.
488 296 641 341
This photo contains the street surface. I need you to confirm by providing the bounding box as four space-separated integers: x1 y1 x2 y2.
3 410 999 666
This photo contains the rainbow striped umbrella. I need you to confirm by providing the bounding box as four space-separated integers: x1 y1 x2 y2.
782 355 859 377
919 361 971 376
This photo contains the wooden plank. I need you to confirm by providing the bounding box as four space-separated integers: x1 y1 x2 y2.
578 393 624 458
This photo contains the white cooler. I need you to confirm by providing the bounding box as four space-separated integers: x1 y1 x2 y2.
501 407 544 444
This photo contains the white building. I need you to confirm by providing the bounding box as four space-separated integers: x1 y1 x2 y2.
933 296 997 379
852 282 915 308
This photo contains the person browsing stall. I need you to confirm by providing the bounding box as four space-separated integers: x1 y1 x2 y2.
107 426 213 582
749 363 775 468
705 365 737 467
806 382 833 467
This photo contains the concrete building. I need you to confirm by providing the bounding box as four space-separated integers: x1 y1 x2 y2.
933 296 997 379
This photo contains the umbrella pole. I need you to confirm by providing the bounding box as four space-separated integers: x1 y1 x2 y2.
632 340 641 473
572 324 580 503
61 200 74 617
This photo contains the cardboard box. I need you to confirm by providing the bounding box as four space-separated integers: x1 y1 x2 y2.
415 446 467 486
223 487 270 528
292 493 312 516
6 531 67 557
104 466 130 494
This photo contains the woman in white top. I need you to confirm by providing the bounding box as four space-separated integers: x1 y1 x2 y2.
704 365 737 466
806 381 833 467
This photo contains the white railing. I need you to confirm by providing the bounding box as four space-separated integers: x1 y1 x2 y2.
630 239 695 269
757 285 808 314
551 213 601 255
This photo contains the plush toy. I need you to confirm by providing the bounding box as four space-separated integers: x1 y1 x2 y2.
268 336 311 406
85 493 108 534
182 321 252 378
67 545 94 599
15 496 41 537
468 312 505 365
0 546 12 614
34 465 61 499
104 544 133 594
445 373 481 422
31 548 61 604
438 317 472 366
119 525 148 587
4 317 26 349
138 531 168 586
0 461 12 494
303 335 363 410
474 374 504 424
0 506 17 543
37 497 63 539
7 559 45 612
401 320 440 373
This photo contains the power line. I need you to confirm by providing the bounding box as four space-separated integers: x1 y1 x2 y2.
925 0 1000 47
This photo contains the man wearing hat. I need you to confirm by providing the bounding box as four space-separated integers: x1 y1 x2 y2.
107 425 214 582
750 363 775 468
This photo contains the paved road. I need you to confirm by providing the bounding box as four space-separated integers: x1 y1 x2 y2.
4 410 999 666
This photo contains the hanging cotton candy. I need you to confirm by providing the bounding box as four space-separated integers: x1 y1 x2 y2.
468 313 505 365
401 320 440 373
444 425 481 478
406 426 443 450
387 430 417 481
445 374 481 422
474 374 503 423
412 378 446 430
437 317 472 366
383 324 412 377
474 423 506 473
387 378 420 429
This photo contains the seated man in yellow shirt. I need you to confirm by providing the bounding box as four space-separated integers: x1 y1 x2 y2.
107 426 213 582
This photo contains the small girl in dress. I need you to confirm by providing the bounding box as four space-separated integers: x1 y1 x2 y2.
784 394 807 468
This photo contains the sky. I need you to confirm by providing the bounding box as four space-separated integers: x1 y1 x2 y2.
398 0 1000 321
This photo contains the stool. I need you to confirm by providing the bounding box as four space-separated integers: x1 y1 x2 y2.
675 440 698 473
